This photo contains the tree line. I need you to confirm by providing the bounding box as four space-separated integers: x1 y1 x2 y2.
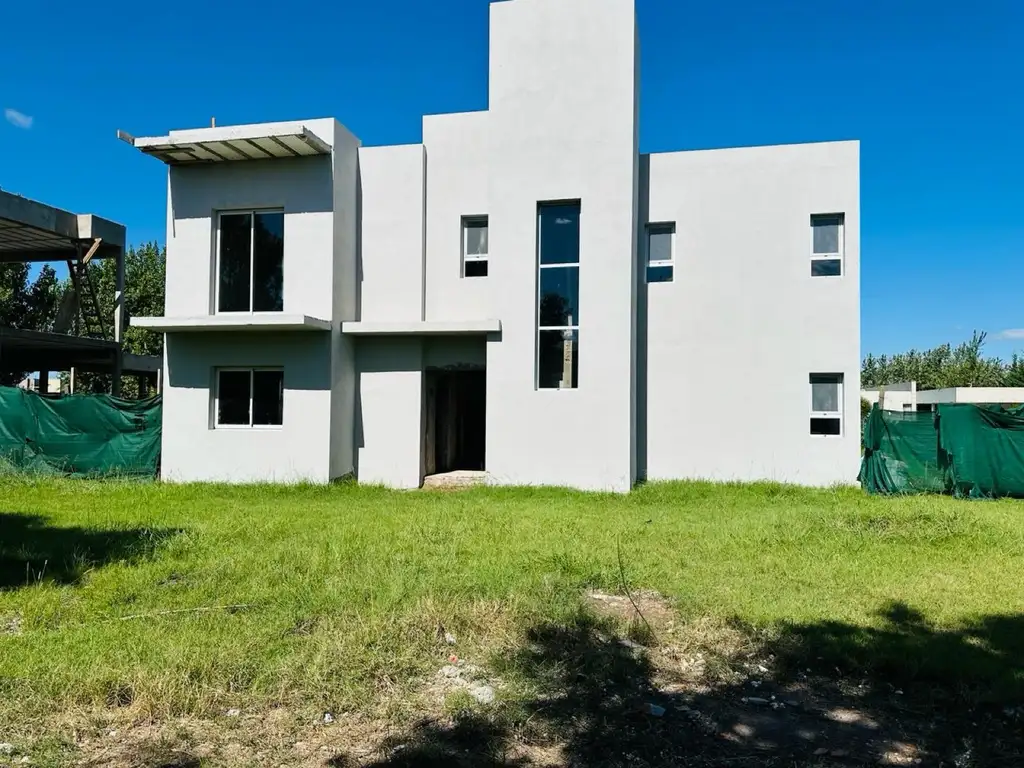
0 243 166 391
862 331 1024 390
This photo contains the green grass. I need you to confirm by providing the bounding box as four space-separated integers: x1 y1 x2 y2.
1 479 1023 726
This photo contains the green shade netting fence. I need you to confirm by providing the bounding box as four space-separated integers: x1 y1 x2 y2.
860 403 1024 498
0 386 161 478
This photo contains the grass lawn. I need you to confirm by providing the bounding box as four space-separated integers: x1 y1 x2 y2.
1 479 1023 766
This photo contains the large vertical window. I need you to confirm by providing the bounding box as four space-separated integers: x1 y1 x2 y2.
810 214 844 277
646 222 675 283
810 373 843 436
537 202 580 389
217 211 284 312
215 368 284 428
462 216 489 277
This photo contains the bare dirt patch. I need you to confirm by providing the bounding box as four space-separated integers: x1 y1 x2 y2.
6 593 1022 767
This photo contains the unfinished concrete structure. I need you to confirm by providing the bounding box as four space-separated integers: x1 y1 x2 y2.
129 0 860 489
0 191 160 393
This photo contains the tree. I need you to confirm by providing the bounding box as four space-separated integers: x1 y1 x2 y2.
0 263 62 331
1005 354 1024 388
71 243 166 396
0 262 64 386
862 331 1019 390
89 242 166 357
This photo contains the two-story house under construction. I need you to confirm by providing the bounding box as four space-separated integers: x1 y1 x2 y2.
128 0 860 491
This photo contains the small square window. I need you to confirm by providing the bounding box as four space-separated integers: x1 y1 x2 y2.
810 214 844 277
215 368 283 428
646 222 674 283
810 373 843 436
462 216 488 278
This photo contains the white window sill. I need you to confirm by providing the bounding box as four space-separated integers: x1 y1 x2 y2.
213 425 284 431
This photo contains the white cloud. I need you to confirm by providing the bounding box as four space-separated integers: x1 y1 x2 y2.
995 329 1024 340
4 108 33 129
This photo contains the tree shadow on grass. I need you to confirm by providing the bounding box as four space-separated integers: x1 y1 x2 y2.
335 603 1024 767
328 713 528 768
0 512 181 590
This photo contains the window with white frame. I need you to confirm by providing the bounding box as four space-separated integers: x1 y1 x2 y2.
217 210 284 312
537 202 580 389
215 368 284 428
810 373 843 435
810 214 843 277
462 216 489 277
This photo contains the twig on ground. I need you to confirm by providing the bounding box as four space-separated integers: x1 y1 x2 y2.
115 604 253 621
616 536 654 640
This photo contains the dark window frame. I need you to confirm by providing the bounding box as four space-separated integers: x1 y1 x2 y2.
646 222 675 283
461 215 489 278
809 372 843 436
216 209 285 312
810 213 844 278
536 201 581 390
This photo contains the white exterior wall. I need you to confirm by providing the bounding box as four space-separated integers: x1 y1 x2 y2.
358 145 426 321
355 338 424 488
422 111 491 322
160 118 361 483
484 0 639 491
641 142 861 486
162 333 332 482
165 118 340 319
151 0 862 492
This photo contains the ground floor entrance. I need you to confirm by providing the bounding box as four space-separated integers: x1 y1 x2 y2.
423 369 485 476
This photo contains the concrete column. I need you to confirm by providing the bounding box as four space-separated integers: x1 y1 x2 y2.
112 247 126 396
37 372 49 394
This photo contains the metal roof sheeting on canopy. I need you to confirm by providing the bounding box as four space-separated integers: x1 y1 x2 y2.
119 123 332 166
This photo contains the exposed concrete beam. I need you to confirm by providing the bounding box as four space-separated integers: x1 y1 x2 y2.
0 190 79 240
77 214 126 250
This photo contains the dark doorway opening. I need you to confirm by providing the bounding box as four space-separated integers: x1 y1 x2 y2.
424 370 486 476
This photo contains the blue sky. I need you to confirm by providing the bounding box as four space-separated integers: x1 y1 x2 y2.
1 0 1022 359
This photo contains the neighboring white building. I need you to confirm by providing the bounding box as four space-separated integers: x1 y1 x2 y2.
128 0 860 490
861 381 918 412
17 375 64 394
863 382 1024 412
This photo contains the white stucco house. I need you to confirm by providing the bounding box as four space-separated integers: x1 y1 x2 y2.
862 382 1024 412
127 0 860 491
